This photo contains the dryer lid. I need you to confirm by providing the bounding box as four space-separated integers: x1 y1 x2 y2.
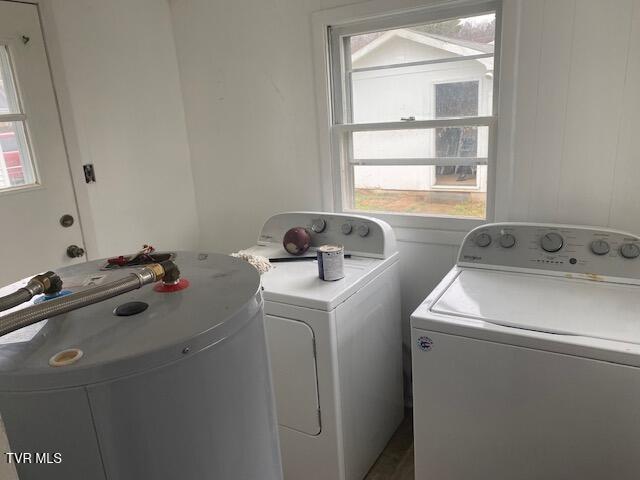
244 244 395 311
432 269 640 345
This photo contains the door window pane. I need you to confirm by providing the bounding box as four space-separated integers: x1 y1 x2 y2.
0 122 35 188
0 46 37 190
0 46 20 114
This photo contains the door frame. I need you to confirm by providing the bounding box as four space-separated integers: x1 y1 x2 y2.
2 0 98 259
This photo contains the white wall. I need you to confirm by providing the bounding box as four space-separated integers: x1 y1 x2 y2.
503 0 640 234
169 0 640 401
45 0 199 258
167 0 472 401
168 0 345 254
45 0 640 324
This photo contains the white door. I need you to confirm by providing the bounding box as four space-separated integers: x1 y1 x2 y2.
0 1 85 286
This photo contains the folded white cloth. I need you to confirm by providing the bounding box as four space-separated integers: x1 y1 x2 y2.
230 251 272 275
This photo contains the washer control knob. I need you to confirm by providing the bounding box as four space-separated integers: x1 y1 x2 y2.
590 239 610 256
541 232 563 253
474 232 492 248
499 233 516 249
357 224 370 237
341 223 353 235
311 218 326 233
620 243 640 259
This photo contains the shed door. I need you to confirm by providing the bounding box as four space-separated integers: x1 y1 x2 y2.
265 315 320 435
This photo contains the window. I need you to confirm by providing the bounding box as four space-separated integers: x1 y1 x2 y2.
434 81 479 187
0 45 36 190
328 4 498 220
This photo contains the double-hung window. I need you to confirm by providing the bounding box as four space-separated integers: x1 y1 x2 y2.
328 2 499 222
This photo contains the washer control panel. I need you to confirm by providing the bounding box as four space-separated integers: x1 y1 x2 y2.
256 211 397 259
459 223 640 282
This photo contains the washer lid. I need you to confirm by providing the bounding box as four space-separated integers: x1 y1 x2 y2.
432 269 640 345
0 252 261 391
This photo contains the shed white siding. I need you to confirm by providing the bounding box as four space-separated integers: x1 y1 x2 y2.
351 31 492 192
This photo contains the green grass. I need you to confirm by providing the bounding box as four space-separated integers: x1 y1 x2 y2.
354 188 486 218
449 200 486 217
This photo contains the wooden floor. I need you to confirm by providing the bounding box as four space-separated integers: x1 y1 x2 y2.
364 414 414 480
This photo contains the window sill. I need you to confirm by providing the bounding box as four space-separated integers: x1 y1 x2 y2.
342 208 485 245
0 183 43 197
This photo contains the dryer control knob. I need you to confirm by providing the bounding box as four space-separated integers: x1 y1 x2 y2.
499 233 516 249
590 239 610 256
311 218 326 233
541 232 563 253
620 243 640 259
357 224 370 237
474 232 492 248
341 223 353 235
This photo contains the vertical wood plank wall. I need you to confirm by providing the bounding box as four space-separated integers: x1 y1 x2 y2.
507 0 640 233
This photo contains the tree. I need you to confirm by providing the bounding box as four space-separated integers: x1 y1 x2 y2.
413 17 495 44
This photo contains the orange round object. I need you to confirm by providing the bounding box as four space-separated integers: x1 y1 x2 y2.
153 278 190 293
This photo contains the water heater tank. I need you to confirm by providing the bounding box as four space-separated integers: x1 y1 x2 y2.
0 252 282 480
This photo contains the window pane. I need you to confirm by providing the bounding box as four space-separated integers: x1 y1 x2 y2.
349 14 495 70
0 46 20 114
353 165 486 218
348 13 494 124
351 59 492 123
434 164 477 187
436 126 478 157
0 122 36 189
334 11 497 220
352 126 488 160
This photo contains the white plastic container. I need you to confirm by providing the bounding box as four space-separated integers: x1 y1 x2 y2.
317 245 345 281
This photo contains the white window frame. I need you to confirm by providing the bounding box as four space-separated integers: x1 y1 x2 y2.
313 0 501 231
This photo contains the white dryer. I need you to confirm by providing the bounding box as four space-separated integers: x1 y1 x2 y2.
411 223 640 480
245 212 403 480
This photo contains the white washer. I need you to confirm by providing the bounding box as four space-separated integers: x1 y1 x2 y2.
245 212 403 480
411 222 640 480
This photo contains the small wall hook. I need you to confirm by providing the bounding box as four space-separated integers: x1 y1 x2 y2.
21 35 30 45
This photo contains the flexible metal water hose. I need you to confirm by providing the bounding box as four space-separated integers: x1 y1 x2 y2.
0 262 174 338
0 272 63 313
0 289 32 313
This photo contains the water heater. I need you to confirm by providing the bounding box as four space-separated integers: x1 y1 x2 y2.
0 252 282 480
